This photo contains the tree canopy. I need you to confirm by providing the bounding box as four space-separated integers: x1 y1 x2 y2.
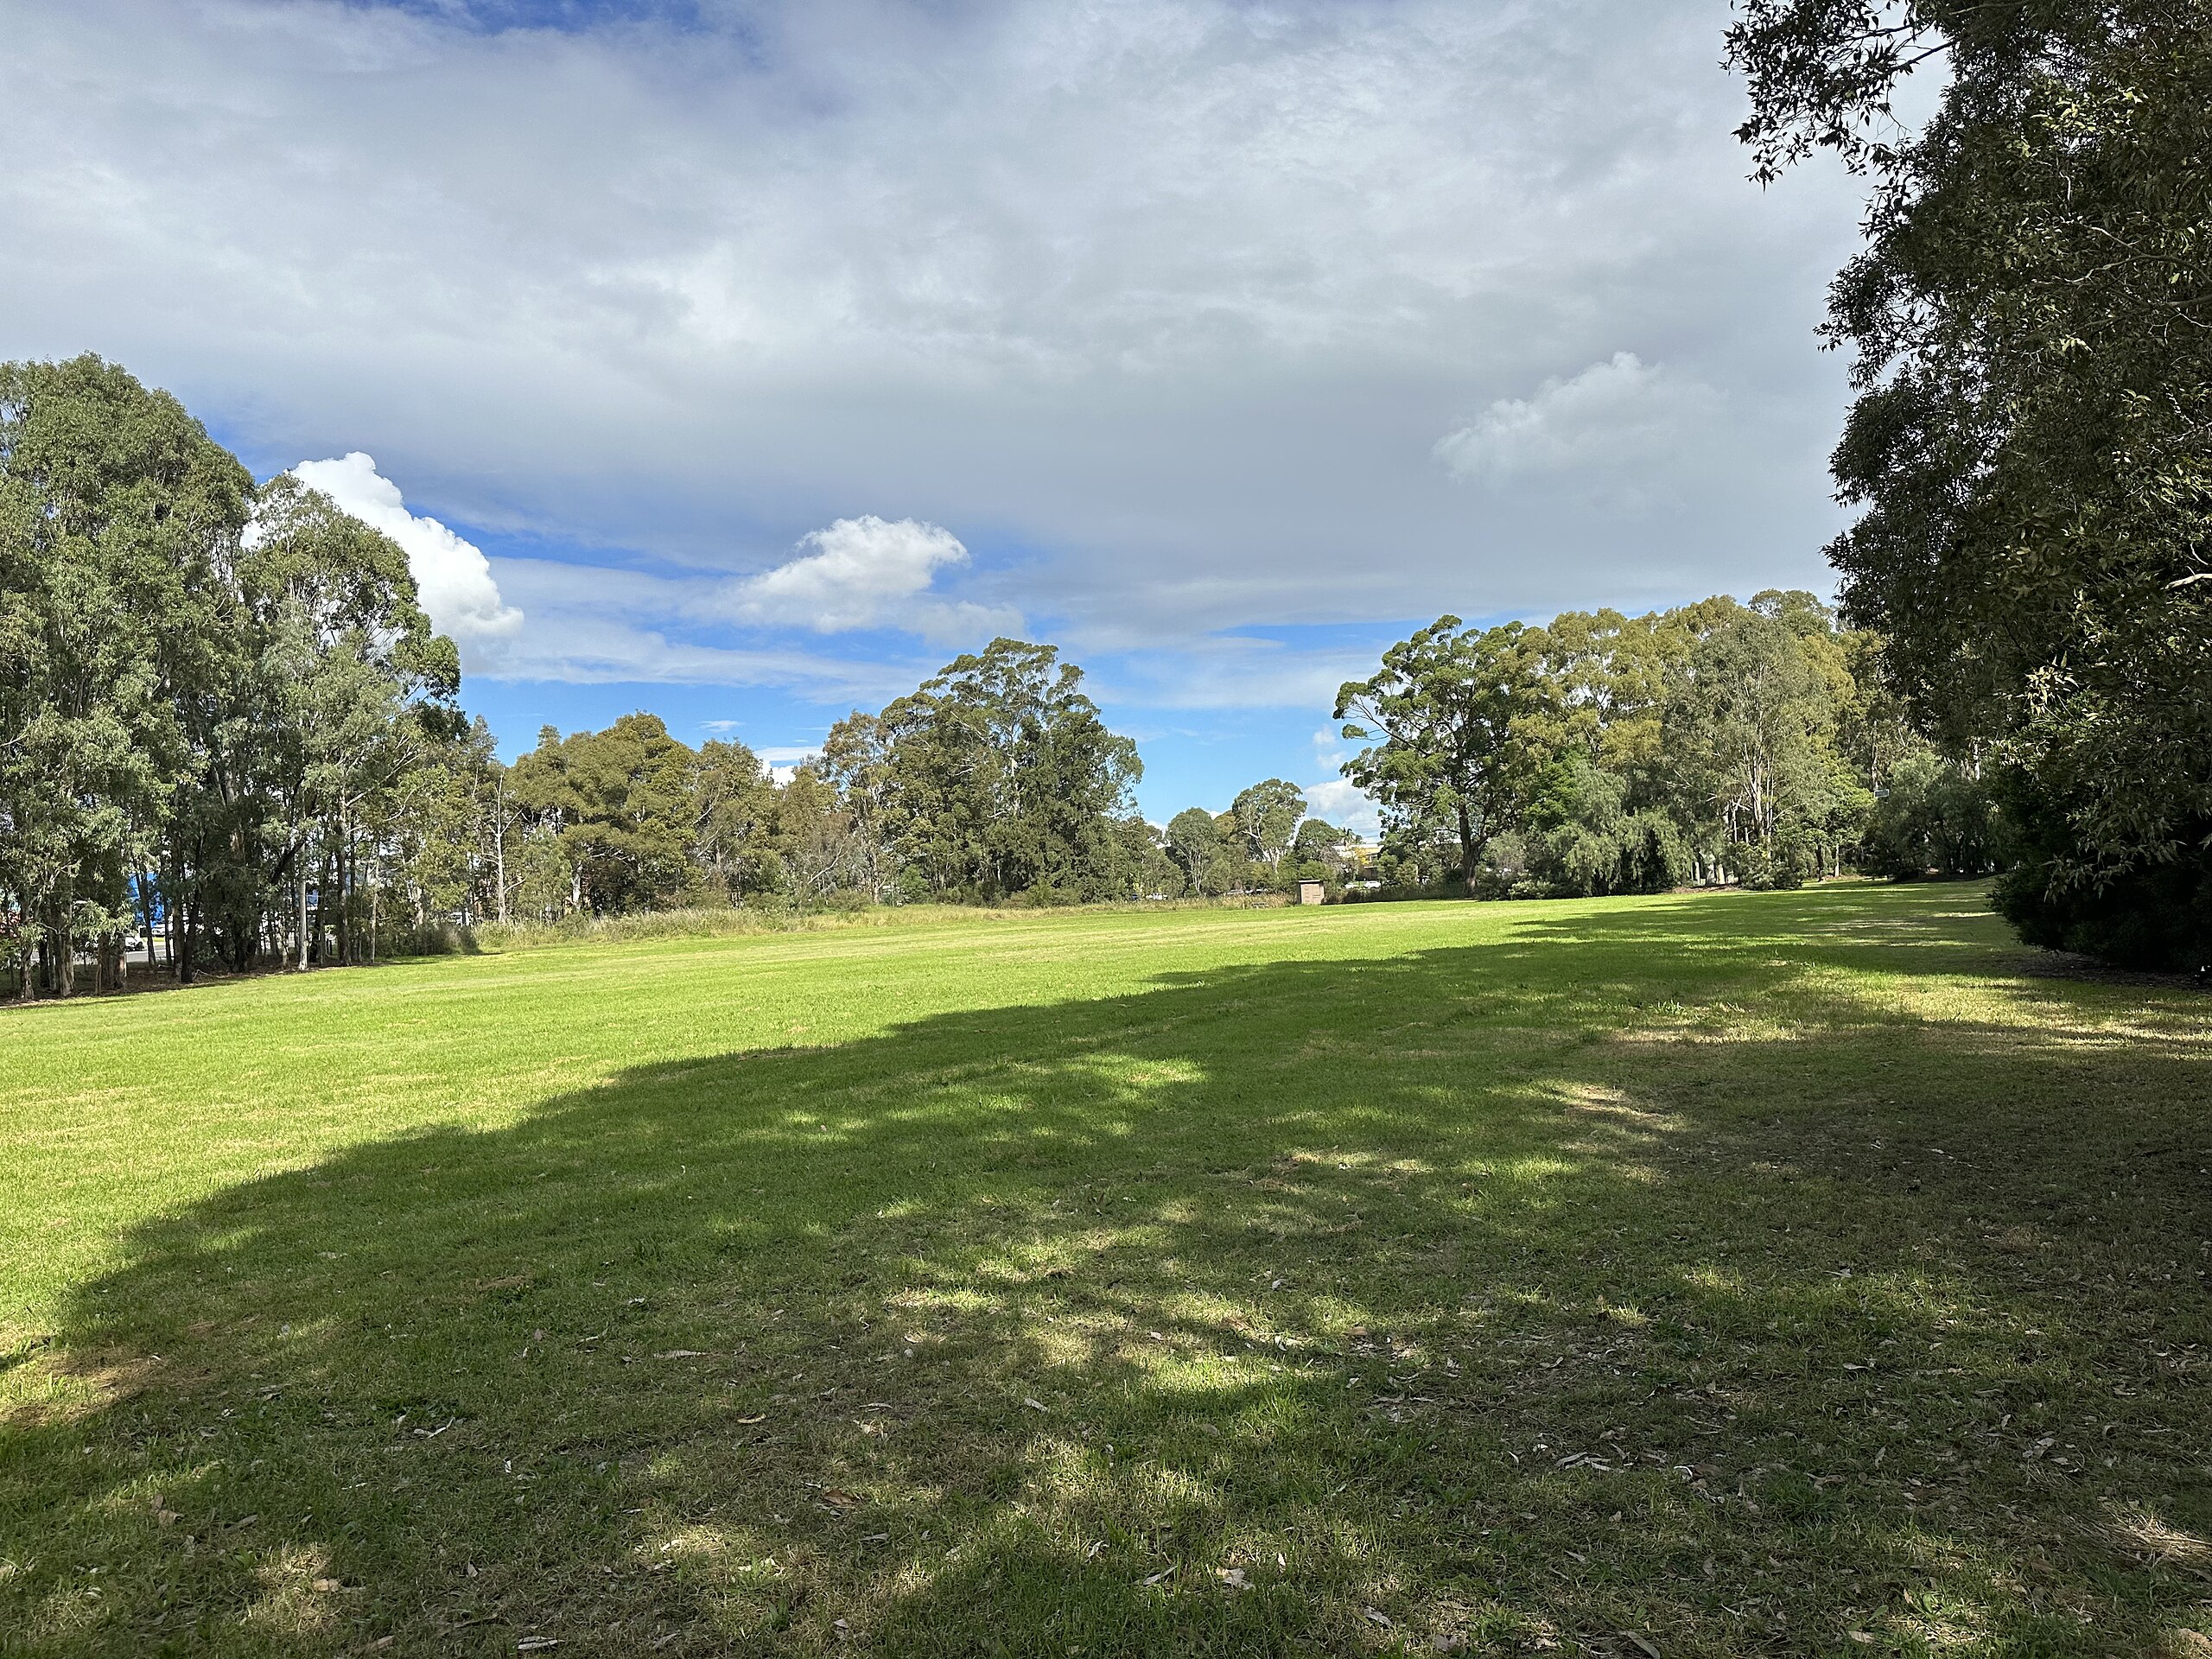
1729 0 2212 965
1334 594 1949 898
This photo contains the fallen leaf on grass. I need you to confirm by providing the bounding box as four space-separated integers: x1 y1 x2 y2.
1142 1564 1177 1586
1623 1634 1660 1658
1366 1609 1393 1628
654 1351 711 1360
518 1641 560 1654
1022 1397 1047 1412
820 1490 862 1510
1216 1567 1249 1590
735 1414 768 1425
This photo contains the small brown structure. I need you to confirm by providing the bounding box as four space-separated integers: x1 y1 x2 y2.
1297 880 1325 906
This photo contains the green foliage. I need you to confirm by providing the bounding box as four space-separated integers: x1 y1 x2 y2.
1730 0 2212 965
0 354 464 991
1656 594 1870 889
510 715 707 915
1502 754 1694 899
1994 783 2212 967
1166 806 1236 896
1228 778 1307 876
1342 593 1878 899
1861 750 2006 879
833 639 1143 904
1335 617 1550 886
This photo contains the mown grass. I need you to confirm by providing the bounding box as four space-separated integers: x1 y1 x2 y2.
2 883 2207 1657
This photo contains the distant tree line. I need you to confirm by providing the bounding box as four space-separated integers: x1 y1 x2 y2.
1332 590 1998 898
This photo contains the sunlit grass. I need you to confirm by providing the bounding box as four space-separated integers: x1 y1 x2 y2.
3 883 2209 1656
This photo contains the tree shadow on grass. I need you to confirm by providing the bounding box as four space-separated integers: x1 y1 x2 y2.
4 887 2210 1656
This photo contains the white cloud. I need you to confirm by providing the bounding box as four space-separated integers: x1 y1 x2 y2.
290 452 522 651
1302 778 1379 837
723 516 1018 645
735 517 963 631
1433 353 1726 489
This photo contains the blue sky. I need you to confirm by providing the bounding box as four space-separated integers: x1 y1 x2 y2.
2 0 1867 829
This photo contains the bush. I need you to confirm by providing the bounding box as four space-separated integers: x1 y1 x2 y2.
1864 753 2006 879
1991 775 2212 969
1499 759 1695 898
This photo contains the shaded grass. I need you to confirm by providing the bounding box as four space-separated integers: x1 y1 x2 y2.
2 883 2209 1656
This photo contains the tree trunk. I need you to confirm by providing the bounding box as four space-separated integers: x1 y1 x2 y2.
297 856 310 970
336 817 352 967
312 850 330 964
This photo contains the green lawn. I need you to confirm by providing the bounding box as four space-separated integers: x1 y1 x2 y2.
3 884 2208 1656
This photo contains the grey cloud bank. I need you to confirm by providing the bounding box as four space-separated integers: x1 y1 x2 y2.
0 0 1861 707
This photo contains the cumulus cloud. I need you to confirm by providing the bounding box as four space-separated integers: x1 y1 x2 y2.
721 516 1022 645
1302 779 1380 837
1433 353 1726 489
734 517 955 628
291 452 523 646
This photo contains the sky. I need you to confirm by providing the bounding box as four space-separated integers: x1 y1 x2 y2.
0 0 1866 830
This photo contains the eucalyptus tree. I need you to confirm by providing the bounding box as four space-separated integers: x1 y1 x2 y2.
1657 595 1865 887
690 736 780 902
240 474 461 965
815 715 900 902
0 354 252 994
510 715 698 914
1333 617 1552 887
1166 807 1235 896
1230 779 1309 879
850 639 1141 902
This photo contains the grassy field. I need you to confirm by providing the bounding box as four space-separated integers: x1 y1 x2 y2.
3 883 2208 1657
